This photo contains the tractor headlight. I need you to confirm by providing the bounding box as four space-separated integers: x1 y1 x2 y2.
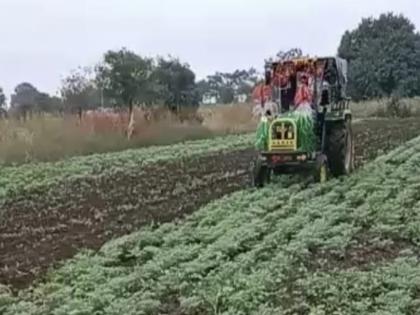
297 154 307 161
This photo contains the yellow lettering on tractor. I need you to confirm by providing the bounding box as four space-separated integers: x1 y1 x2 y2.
268 118 297 151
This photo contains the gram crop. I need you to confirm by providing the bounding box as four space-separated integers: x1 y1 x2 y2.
2 135 420 314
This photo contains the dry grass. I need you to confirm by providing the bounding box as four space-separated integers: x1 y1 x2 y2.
1 98 418 166
0 104 257 165
199 103 257 133
351 97 420 118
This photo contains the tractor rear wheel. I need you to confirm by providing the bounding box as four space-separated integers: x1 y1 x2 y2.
326 119 354 177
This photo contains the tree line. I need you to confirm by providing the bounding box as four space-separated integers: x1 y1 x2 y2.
338 12 420 101
1 12 419 119
0 50 261 120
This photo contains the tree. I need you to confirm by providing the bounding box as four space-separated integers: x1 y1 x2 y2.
338 13 420 100
35 93 63 114
0 87 6 118
10 82 39 120
35 92 52 113
49 96 64 115
219 86 235 104
10 83 62 118
154 56 198 110
198 68 261 104
228 68 260 97
61 67 98 121
203 73 234 104
275 48 305 61
0 87 6 108
96 48 155 116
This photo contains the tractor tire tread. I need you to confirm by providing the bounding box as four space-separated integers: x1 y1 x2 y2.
327 120 352 177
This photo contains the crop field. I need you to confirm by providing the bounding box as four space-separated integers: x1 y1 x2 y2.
1 117 420 314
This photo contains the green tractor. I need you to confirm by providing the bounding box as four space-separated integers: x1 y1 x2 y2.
251 56 354 187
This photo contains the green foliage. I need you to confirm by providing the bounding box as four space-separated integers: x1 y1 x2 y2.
284 110 316 151
3 135 420 314
154 56 199 109
35 93 61 114
96 48 157 108
10 83 40 119
61 67 100 114
255 118 269 150
338 13 420 101
92 48 261 109
0 87 6 118
198 68 260 104
255 111 316 152
95 50 201 112
10 83 63 118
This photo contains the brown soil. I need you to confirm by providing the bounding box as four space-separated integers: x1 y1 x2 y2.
1 118 420 290
0 149 253 290
308 237 414 272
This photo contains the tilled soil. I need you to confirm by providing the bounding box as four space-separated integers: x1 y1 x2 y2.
1 118 420 290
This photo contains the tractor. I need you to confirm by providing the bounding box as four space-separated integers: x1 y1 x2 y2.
250 56 354 187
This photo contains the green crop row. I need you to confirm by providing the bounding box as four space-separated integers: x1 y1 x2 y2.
0 133 253 202
2 135 420 314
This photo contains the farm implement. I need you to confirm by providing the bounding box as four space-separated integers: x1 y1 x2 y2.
251 56 354 187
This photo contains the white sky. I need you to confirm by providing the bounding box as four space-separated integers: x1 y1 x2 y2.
0 0 419 98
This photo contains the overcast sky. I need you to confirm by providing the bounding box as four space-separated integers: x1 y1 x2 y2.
0 0 419 98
